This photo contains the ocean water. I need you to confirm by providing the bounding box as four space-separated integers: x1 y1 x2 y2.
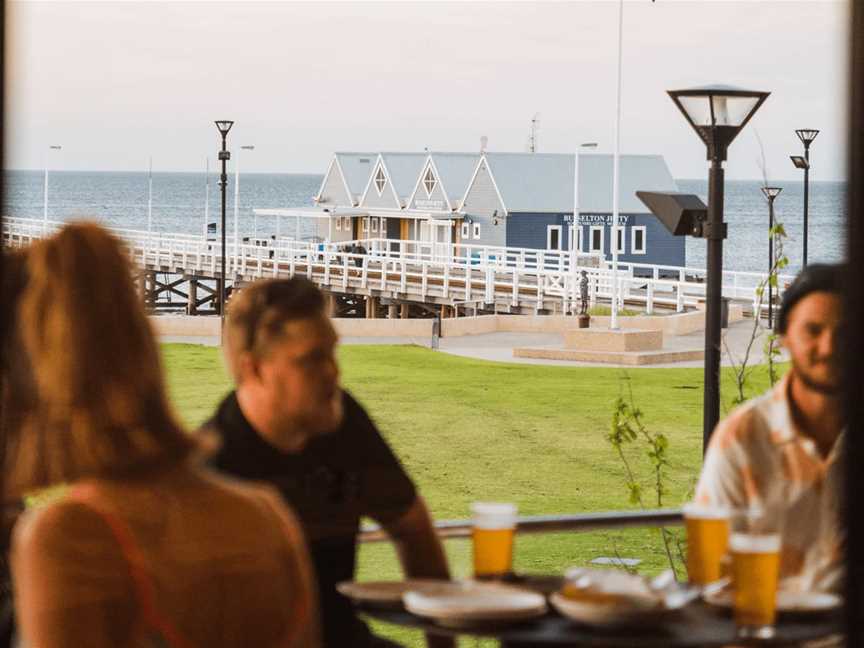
1 170 847 274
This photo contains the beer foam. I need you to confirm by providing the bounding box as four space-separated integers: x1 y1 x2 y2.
472 502 517 529
730 533 781 554
683 502 730 519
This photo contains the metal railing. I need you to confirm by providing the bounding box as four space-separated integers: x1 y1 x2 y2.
358 508 684 543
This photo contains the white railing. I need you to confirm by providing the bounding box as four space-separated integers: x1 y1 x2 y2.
2 217 785 316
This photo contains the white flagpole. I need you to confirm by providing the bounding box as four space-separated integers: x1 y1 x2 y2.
610 0 624 330
147 157 153 247
204 157 210 239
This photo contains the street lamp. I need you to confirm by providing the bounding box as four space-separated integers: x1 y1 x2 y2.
790 128 818 267
234 144 255 267
761 186 782 329
667 84 769 450
42 145 62 233
215 120 234 330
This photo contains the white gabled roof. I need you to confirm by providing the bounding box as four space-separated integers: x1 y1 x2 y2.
380 152 428 203
429 153 480 205
335 152 377 202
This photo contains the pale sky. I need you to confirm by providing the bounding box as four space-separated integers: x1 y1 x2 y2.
4 0 849 180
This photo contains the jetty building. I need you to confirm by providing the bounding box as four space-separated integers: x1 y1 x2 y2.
272 151 684 269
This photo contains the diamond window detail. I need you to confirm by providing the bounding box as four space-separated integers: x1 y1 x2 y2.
423 168 437 196
374 167 386 195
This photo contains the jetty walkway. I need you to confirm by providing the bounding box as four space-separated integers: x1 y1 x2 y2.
2 217 790 319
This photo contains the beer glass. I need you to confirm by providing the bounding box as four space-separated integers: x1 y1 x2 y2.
471 502 517 579
730 508 782 639
683 503 730 585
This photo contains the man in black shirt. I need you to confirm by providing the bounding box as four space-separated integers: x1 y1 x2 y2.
205 278 452 648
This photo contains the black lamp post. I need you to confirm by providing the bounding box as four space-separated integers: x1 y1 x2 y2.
761 187 782 329
790 128 818 267
667 85 769 450
215 120 234 328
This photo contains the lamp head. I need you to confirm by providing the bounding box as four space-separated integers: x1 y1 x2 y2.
636 191 708 238
667 85 770 161
790 155 809 170
214 120 234 136
761 186 783 201
795 129 819 147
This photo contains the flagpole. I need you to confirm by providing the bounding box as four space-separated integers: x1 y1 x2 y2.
204 157 210 239
610 0 624 330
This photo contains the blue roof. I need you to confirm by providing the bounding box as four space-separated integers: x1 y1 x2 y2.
482 153 678 213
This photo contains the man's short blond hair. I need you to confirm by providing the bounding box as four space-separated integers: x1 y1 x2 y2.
224 278 327 381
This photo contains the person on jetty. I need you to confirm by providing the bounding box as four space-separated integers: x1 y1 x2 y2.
6 223 320 648
206 277 452 648
695 263 845 592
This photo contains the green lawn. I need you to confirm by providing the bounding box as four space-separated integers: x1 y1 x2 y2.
161 343 780 647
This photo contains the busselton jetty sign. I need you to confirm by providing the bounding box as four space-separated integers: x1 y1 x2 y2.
570 213 631 226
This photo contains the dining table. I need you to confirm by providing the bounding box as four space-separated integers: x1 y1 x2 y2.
359 596 843 647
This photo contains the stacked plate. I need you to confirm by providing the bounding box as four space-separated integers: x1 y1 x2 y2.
338 579 547 628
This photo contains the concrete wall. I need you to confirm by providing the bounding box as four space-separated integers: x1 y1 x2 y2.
440 309 733 338
332 318 433 337
150 315 221 337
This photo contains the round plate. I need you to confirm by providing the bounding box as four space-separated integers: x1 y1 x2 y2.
550 591 675 626
403 581 547 628
336 580 446 609
703 589 842 614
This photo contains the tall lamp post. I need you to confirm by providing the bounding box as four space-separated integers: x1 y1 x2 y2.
42 144 62 234
790 128 818 267
761 186 782 329
667 85 769 450
215 120 234 329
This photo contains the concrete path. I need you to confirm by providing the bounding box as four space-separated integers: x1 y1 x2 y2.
160 318 787 369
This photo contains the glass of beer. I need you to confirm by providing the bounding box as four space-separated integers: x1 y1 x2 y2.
683 503 730 585
471 502 517 579
730 509 782 639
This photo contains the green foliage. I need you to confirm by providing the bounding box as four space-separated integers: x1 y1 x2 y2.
606 376 683 578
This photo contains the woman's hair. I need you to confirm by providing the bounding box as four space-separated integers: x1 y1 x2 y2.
5 222 196 493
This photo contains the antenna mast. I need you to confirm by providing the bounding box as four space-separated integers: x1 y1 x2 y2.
527 113 540 153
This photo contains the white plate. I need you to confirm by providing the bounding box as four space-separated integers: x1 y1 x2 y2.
549 591 676 626
703 589 842 613
403 581 547 628
336 580 446 609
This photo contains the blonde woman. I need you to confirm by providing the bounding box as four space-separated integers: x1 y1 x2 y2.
7 222 319 648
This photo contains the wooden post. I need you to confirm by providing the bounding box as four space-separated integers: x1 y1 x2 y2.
365 296 378 319
187 278 198 315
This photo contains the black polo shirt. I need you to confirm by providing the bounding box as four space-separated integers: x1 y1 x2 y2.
205 390 416 648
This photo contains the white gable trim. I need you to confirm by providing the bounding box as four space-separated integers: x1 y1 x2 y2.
406 156 453 211
458 154 508 214
315 155 360 206
314 155 337 203
334 156 357 206
358 154 402 209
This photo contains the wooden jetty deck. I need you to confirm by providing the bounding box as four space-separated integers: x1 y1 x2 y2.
2 217 791 319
